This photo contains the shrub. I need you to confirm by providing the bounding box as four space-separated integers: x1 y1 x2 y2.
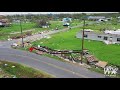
25 31 32 36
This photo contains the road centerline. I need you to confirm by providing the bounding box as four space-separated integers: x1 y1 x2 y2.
1 53 89 78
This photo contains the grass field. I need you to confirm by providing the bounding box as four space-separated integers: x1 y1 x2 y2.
84 21 120 30
0 22 35 40
0 22 35 33
0 60 54 78
0 20 82 41
31 27 120 67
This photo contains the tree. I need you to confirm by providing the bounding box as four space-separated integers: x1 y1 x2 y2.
36 19 50 28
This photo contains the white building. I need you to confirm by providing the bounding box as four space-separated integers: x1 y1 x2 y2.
87 16 106 21
62 18 72 26
76 30 120 44
104 30 120 35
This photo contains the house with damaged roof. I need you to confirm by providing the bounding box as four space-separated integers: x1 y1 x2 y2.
0 15 11 27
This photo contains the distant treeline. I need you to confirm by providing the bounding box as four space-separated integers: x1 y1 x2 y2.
6 13 120 21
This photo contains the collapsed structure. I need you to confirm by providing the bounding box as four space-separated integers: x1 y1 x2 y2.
0 15 11 27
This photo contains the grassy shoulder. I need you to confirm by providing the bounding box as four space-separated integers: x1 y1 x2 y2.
0 22 35 41
43 53 66 62
0 60 54 78
84 21 120 30
88 65 120 78
18 46 66 62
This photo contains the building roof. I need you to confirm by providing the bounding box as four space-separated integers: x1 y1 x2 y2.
63 18 72 22
88 16 106 19
84 29 94 32
79 30 120 37
104 30 120 35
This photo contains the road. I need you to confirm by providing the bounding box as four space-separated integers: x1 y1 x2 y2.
0 48 105 78
0 23 93 48
0 24 105 78
0 27 70 48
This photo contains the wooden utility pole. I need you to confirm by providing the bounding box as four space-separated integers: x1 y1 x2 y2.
81 19 85 64
20 19 24 47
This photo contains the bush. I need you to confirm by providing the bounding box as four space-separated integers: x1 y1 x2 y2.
100 28 106 32
10 31 32 39
0 33 9 36
25 31 32 36
10 34 26 39
36 19 50 28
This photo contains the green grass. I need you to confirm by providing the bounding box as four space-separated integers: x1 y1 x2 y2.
0 60 54 78
0 22 35 34
31 21 71 35
31 27 120 67
0 22 35 40
0 20 83 41
32 28 82 50
32 21 66 34
84 21 120 30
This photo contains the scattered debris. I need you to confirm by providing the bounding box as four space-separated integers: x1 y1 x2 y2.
11 41 31 48
12 43 18 47
95 61 108 68
46 36 51 39
12 66 15 68
13 76 17 78
11 75 17 78
64 59 70 61
35 50 44 55
8 38 12 41
85 55 98 65
78 62 91 68
4 64 8 66
24 42 31 47
38 45 41 48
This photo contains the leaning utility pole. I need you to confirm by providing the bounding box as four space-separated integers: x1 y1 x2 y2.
20 19 24 47
81 18 85 64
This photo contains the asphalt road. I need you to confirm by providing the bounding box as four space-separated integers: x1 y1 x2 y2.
0 24 105 78
0 27 70 48
0 48 105 78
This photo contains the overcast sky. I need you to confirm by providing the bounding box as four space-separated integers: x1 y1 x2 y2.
0 12 118 15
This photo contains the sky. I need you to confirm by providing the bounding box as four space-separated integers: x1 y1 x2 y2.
0 12 118 15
